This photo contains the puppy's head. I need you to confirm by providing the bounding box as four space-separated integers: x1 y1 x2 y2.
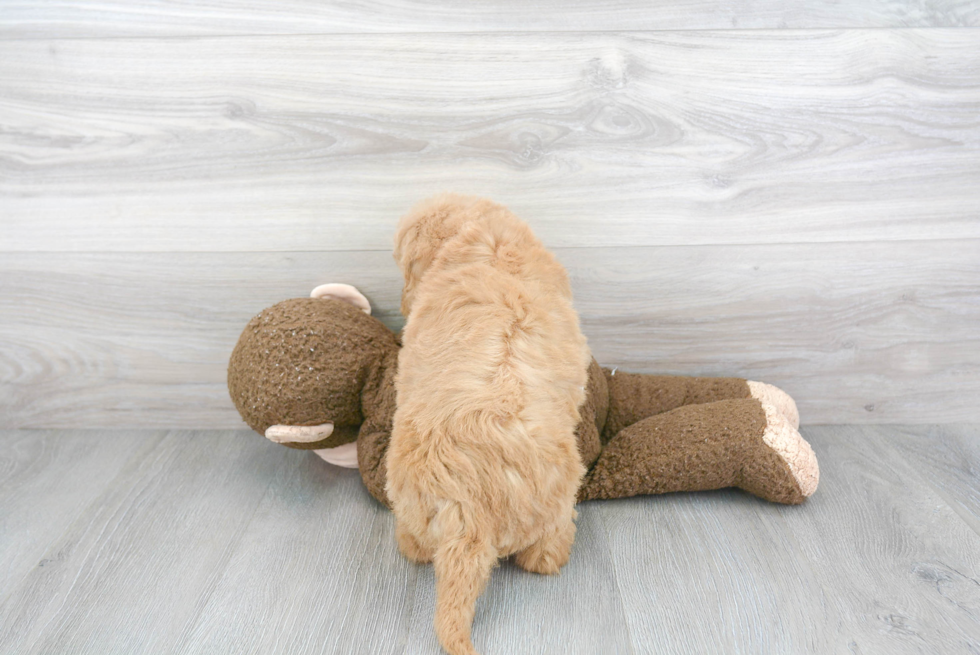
393 193 485 315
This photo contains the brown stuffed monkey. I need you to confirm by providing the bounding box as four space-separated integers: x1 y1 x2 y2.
228 284 818 506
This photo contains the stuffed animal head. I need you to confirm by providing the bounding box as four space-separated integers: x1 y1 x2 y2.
227 284 398 462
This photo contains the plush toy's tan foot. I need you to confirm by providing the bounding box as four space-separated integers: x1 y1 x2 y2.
578 398 818 504
754 403 818 501
747 380 800 429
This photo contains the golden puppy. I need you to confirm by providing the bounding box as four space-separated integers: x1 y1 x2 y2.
387 194 591 655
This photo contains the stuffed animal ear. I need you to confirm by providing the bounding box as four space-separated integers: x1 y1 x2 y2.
313 442 360 468
310 283 372 315
265 422 335 443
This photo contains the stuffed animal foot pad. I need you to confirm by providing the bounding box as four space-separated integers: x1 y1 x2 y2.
748 380 800 429
579 398 819 504
758 402 818 499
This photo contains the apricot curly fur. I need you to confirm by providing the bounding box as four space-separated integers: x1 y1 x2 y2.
386 194 591 655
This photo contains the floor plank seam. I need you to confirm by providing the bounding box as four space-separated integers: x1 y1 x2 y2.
0 430 169 612
7 234 980 256
3 26 977 43
168 444 291 653
594 504 639 655
889 438 980 541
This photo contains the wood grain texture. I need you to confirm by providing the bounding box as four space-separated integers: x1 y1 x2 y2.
176 459 631 655
3 239 977 427
0 251 405 429
2 30 978 252
574 240 980 425
1 427 979 654
783 426 980 652
173 447 419 655
2 0 978 37
599 425 980 654
887 424 980 537
0 430 287 654
0 429 154 603
397 503 634 655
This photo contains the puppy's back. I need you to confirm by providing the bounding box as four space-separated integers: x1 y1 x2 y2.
388 195 590 655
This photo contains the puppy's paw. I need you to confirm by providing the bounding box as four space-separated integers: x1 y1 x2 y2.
396 524 433 564
514 520 575 575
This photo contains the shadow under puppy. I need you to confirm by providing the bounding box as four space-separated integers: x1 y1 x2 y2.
387 195 592 655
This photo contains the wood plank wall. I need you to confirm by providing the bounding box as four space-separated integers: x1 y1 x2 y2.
1 3 978 427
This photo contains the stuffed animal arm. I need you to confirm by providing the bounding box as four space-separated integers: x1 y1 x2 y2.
227 286 818 506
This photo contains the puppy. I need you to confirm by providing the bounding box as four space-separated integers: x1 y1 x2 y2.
387 194 591 655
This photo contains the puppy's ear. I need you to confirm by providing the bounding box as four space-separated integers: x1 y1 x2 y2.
400 277 418 317
310 283 372 315
313 442 360 468
394 193 480 315
393 219 428 316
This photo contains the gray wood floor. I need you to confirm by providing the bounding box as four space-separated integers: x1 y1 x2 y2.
2 426 979 654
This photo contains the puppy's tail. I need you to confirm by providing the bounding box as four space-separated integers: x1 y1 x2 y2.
433 502 496 655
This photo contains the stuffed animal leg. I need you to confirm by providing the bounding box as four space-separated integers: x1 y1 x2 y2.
580 397 818 504
602 368 799 441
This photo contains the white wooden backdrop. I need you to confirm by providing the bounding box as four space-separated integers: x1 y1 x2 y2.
1 3 978 427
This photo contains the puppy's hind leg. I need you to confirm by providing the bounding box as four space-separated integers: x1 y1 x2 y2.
433 503 497 655
396 520 433 564
515 512 576 575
